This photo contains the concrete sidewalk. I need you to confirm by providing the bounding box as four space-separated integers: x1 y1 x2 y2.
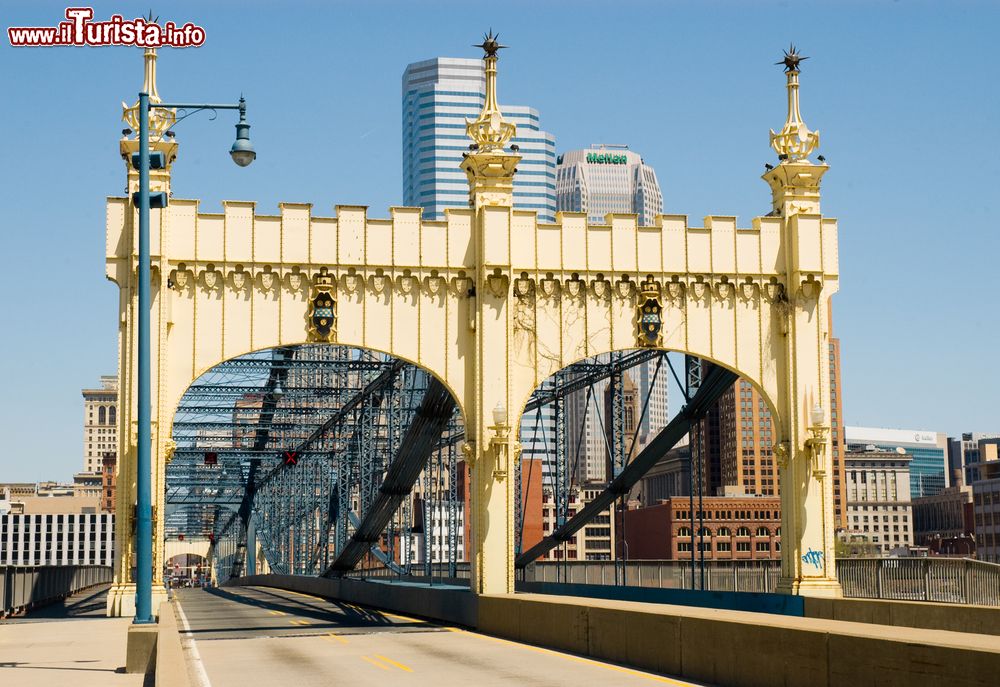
0 585 146 687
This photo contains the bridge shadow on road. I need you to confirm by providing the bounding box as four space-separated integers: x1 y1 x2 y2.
181 585 437 639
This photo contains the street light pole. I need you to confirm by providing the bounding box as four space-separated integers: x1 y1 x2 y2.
134 91 154 624
132 93 254 625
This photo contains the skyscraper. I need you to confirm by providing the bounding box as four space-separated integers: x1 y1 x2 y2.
555 145 662 225
402 57 556 221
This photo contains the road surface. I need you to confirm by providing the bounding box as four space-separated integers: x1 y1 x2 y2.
175 585 704 686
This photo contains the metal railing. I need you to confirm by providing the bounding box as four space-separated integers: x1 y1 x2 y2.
523 560 781 593
1 565 114 617
345 562 471 585
343 557 1000 606
837 557 1000 605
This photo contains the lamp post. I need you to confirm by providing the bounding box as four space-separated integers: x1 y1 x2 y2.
132 92 254 624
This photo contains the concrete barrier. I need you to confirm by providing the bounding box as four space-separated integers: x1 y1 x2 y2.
234 574 477 627
805 596 1000 636
232 575 1000 686
517 579 805 616
479 593 1000 687
155 600 191 687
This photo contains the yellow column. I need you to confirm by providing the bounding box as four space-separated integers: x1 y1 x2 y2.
460 36 522 595
767 50 841 597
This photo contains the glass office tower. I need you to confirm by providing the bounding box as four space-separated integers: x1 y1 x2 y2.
402 57 556 222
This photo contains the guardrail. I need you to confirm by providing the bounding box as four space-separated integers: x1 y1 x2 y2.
524 559 782 593
1 565 114 617
348 557 1000 606
838 557 1000 605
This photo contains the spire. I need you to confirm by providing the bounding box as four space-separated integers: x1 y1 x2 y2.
769 44 819 163
465 30 516 153
142 48 161 102
460 31 522 216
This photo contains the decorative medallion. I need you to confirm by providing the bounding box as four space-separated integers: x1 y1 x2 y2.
716 277 733 301
308 271 337 342
565 274 585 299
636 282 663 348
666 277 685 302
514 273 534 299
259 268 277 294
486 268 509 298
764 278 785 303
539 273 560 298
590 275 610 300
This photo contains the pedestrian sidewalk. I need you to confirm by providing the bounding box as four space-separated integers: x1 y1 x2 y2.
0 585 145 686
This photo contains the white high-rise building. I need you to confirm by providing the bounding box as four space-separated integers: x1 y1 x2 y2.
82 376 118 473
556 145 662 226
402 57 556 222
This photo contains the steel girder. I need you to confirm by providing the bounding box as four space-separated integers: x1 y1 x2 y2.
324 375 456 575
515 363 739 568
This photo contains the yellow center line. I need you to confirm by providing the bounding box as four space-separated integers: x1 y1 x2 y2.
374 654 413 673
323 632 348 644
361 655 391 671
445 627 696 686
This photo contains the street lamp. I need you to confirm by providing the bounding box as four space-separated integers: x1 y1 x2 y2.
132 91 254 625
229 98 257 167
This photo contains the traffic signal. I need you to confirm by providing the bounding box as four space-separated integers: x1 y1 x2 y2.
204 451 218 466
282 451 299 466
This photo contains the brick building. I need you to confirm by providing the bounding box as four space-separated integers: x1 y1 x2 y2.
621 495 781 561
101 454 117 513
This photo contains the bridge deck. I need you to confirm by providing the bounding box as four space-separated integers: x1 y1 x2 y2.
175 585 703 686
0 584 144 686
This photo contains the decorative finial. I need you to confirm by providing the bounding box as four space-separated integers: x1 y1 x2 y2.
474 29 507 58
465 30 516 153
776 43 808 72
121 45 176 140
769 44 819 162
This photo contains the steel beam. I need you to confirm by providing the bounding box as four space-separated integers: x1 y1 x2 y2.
324 376 456 575
515 364 739 568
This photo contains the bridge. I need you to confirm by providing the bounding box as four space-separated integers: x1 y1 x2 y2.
7 35 993 687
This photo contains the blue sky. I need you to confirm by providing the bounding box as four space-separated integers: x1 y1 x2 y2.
2 1 998 482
